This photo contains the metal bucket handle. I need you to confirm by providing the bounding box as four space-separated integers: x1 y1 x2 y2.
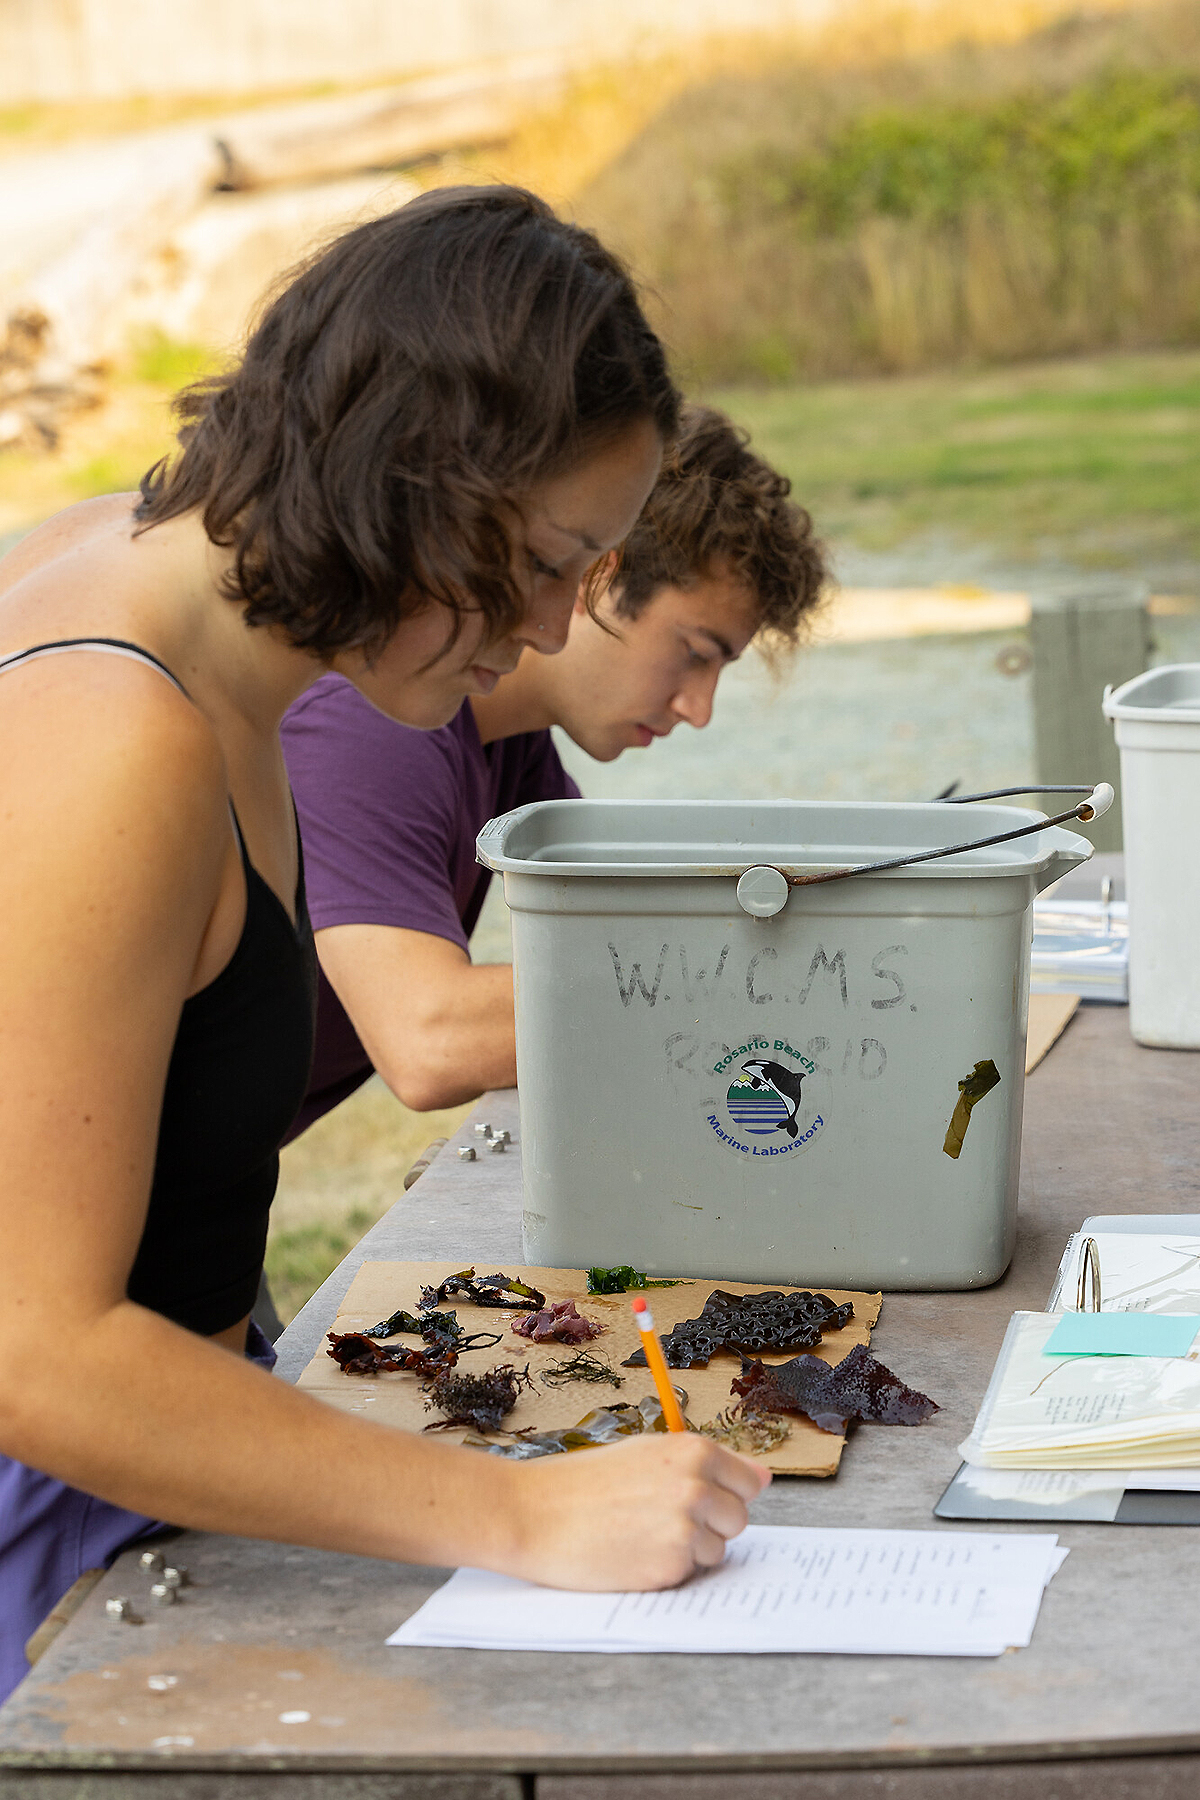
735 783 1112 918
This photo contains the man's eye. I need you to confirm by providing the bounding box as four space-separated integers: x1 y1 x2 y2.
529 552 563 580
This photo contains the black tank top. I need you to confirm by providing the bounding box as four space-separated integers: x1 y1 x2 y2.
0 638 317 1335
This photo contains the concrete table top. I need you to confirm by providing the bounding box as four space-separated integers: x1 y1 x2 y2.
5 1007 1200 1799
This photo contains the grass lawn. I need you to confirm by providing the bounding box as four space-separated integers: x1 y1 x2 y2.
711 348 1200 585
265 1078 472 1324
6 344 1200 592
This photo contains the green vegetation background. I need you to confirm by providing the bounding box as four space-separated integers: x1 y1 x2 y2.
580 1 1200 388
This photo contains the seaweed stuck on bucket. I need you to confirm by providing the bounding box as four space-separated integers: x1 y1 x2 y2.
943 1059 1001 1159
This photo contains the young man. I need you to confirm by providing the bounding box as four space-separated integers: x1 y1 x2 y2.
281 406 825 1133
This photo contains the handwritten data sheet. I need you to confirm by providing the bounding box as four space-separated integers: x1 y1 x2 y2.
389 1526 1067 1657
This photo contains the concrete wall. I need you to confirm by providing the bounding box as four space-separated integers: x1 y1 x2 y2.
0 0 837 103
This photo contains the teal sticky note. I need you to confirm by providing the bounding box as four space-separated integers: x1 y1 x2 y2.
1045 1312 1200 1358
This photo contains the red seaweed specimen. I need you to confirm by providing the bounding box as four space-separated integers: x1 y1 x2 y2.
512 1300 605 1344
419 1268 547 1311
624 1288 854 1370
326 1332 455 1378
422 1363 536 1432
732 1343 938 1434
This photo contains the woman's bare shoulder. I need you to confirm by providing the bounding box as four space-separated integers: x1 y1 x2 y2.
0 647 230 893
0 494 139 595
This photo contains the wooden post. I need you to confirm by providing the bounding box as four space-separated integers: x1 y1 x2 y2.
1030 579 1151 853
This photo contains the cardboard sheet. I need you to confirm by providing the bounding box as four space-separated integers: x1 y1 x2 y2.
1026 992 1079 1074
297 1261 882 1478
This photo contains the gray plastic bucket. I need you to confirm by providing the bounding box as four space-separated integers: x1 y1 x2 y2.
477 799 1091 1290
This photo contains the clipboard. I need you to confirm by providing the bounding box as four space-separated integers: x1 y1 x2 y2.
937 1214 1200 1523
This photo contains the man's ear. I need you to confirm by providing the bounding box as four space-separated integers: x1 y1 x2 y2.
578 549 621 615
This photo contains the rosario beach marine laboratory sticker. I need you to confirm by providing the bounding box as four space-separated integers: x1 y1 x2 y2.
709 1038 826 1158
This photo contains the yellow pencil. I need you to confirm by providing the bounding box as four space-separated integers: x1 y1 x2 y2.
631 1296 687 1432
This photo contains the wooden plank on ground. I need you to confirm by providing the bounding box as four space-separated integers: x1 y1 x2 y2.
1026 992 1080 1073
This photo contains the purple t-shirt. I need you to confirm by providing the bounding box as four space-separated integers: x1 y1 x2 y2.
281 674 579 1136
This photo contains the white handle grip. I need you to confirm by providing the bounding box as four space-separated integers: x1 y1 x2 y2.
1080 782 1115 822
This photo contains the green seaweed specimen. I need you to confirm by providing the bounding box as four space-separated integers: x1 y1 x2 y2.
586 1265 685 1294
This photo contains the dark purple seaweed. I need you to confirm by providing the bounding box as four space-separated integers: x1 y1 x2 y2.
623 1288 854 1370
731 1343 939 1434
422 1362 536 1433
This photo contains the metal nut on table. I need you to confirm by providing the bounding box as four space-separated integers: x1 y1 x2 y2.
457 1146 477 1162
106 1597 140 1623
473 1122 492 1137
490 1129 511 1146
150 1583 177 1606
139 1550 165 1575
160 1567 189 1589
487 1136 506 1153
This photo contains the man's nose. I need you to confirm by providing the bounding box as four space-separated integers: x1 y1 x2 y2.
671 668 719 729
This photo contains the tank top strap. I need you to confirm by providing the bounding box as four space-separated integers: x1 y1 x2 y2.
0 637 190 698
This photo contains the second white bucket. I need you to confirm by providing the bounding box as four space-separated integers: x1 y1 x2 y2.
1104 665 1200 1048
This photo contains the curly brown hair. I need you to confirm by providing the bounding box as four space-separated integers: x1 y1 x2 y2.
612 405 825 647
136 186 679 657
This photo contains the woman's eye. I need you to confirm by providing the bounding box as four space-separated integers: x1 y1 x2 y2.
529 552 563 581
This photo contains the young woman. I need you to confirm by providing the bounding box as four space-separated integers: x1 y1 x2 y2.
0 187 767 1701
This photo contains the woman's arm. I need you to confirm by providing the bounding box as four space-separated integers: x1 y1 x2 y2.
0 661 766 1590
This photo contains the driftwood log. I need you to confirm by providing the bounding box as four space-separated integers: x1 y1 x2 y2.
0 52 566 451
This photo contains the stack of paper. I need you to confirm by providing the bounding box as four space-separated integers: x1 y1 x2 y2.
1049 1232 1200 1315
389 1525 1067 1658
1031 898 1127 1002
960 1312 1200 1469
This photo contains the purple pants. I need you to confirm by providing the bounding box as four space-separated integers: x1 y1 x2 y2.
0 1322 276 1704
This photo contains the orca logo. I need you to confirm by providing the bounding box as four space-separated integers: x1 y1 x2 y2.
730 1058 805 1137
707 1039 826 1158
